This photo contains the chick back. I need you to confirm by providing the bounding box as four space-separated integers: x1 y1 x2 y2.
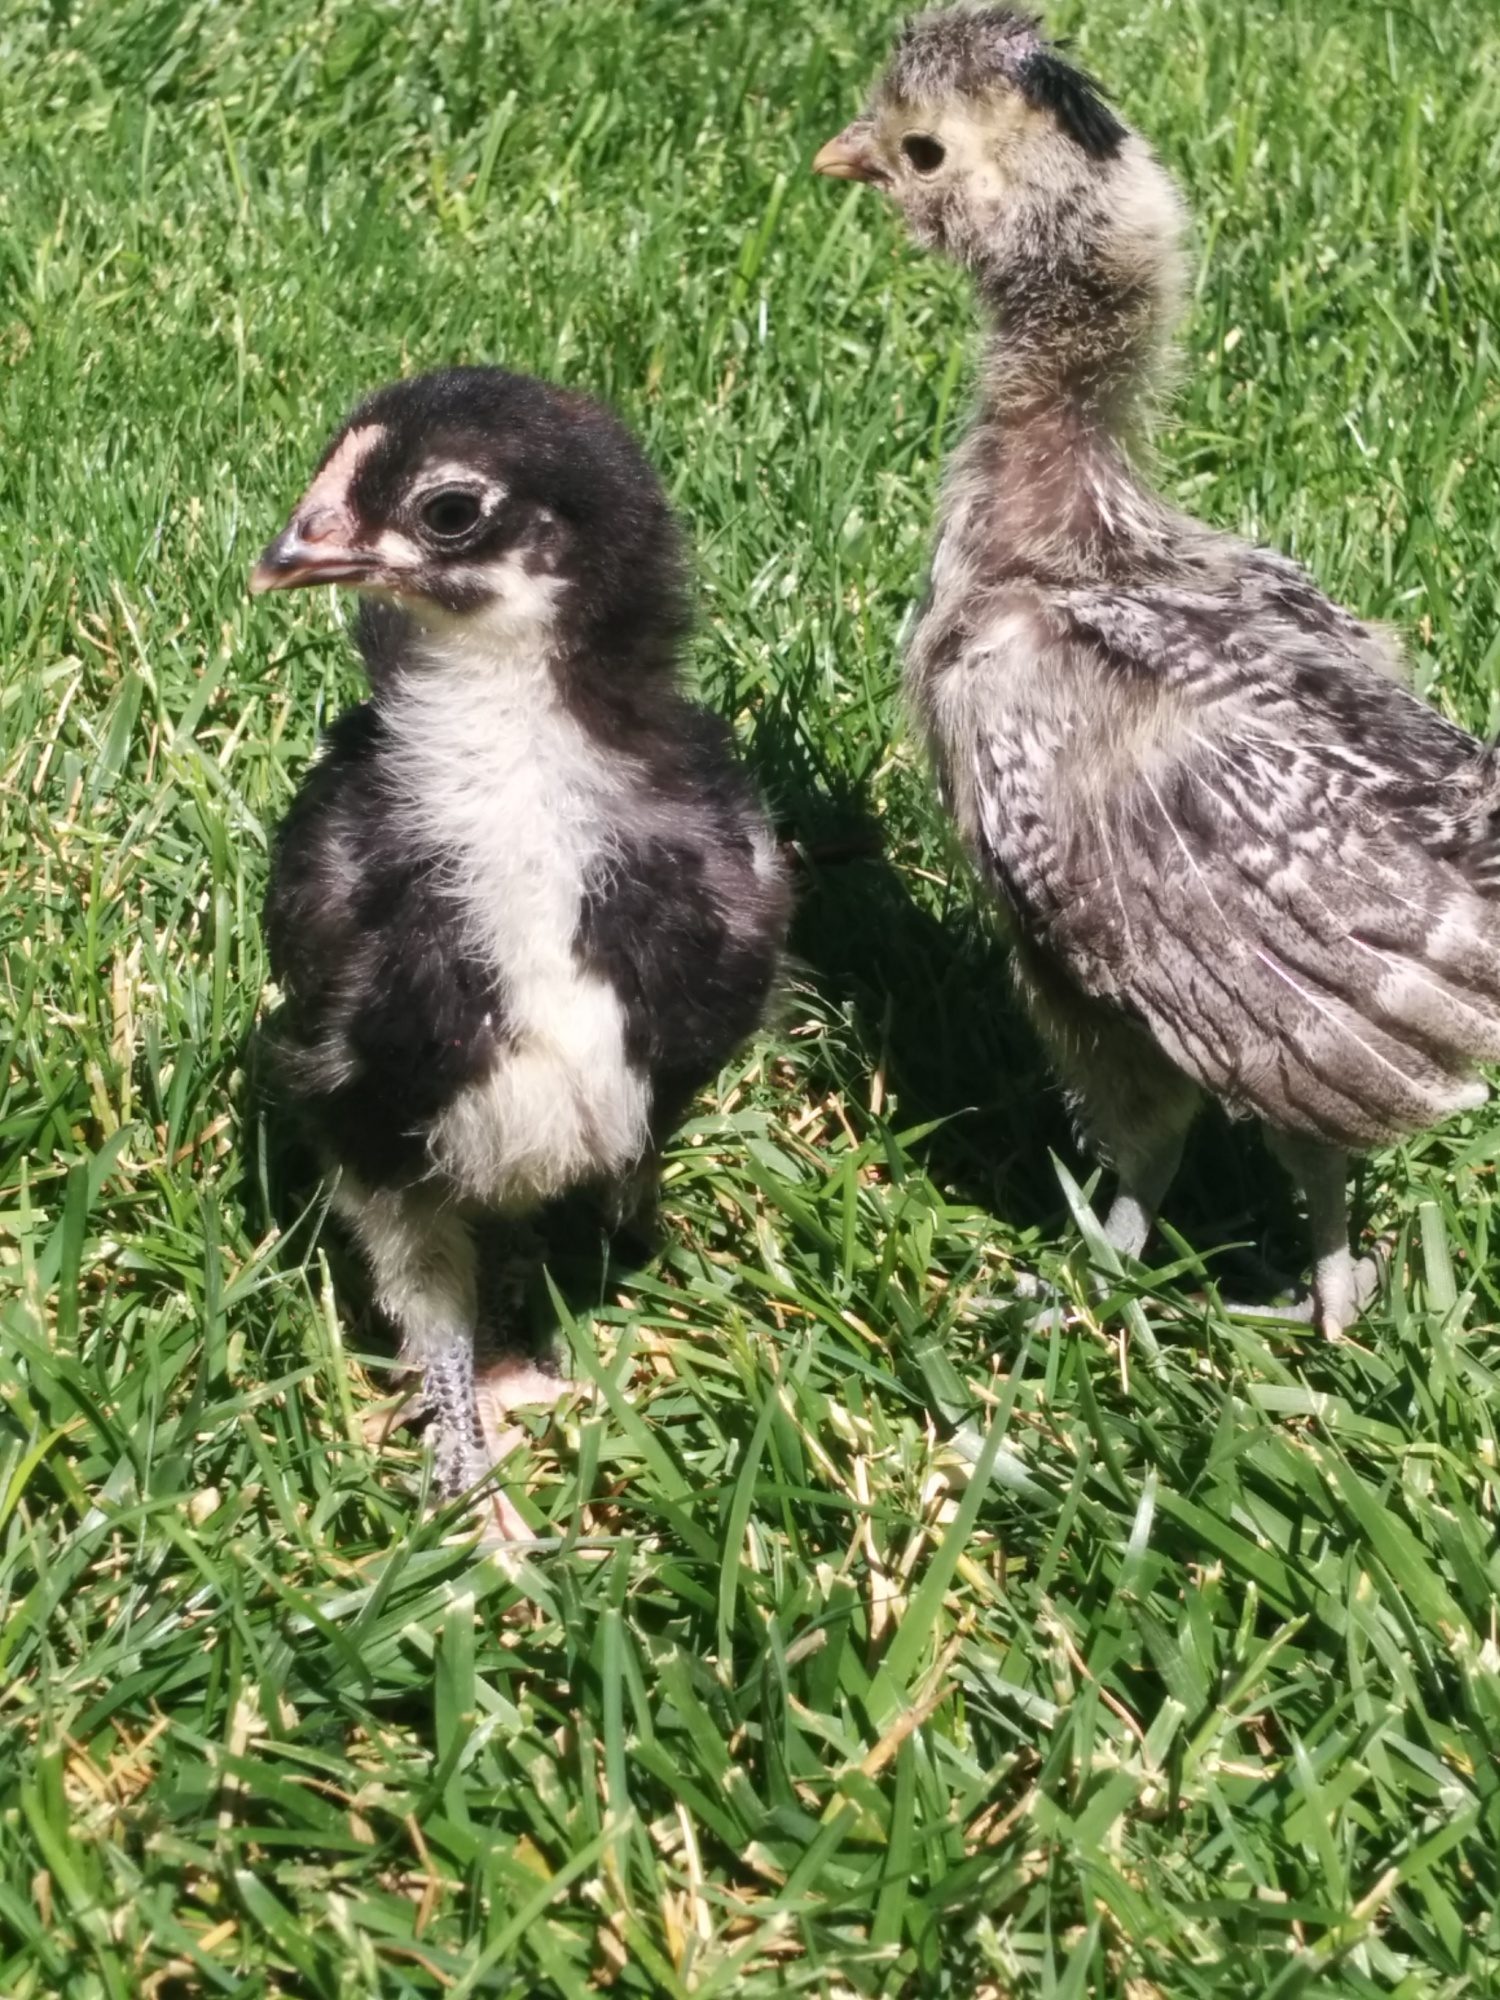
913 538 1500 1150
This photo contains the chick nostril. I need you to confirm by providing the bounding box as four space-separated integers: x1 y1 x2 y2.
297 506 344 545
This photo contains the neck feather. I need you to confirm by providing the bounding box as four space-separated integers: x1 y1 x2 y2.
968 141 1187 430
371 606 685 765
975 270 1171 429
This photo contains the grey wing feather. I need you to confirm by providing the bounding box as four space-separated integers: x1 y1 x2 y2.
974 583 1500 1149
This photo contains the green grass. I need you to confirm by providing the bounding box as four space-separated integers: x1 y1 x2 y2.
3 0 1500 1991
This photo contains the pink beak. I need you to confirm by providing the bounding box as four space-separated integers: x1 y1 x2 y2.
249 504 376 594
812 121 886 186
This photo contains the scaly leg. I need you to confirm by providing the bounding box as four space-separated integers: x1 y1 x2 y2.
1067 1044 1201 1268
334 1178 485 1486
469 1218 578 1481
1014 1058 1200 1317
336 1178 548 1540
601 1150 663 1255
1011 944 1202 1287
1257 1130 1386 1337
1099 1120 1192 1261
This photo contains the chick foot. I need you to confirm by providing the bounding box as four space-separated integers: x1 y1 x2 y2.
1006 1162 1174 1330
1010 1266 1082 1332
472 1354 578 1466
1245 1135 1391 1338
1223 1240 1389 1341
379 1344 545 1545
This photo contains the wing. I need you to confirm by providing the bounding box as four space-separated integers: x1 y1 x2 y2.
263 704 502 1181
575 702 788 1122
975 584 1500 1149
263 704 382 1025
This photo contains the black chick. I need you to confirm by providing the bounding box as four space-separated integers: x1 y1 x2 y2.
816 7 1500 1334
253 367 789 1533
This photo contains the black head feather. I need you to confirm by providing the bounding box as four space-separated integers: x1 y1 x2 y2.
1016 49 1127 159
885 6 1127 162
341 368 690 652
256 366 691 670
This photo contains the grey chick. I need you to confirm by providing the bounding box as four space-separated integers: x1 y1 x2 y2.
252 368 789 1535
816 7 1500 1335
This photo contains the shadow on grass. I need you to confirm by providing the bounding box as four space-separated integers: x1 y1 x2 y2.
762 739 1323 1293
235 732 1329 1362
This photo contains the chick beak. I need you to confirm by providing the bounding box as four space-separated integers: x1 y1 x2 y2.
812 121 885 185
249 504 375 594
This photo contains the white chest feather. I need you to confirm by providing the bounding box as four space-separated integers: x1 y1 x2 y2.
382 622 652 1207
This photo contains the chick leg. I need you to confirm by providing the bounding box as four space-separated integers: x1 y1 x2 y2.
1014 1107 1193 1326
334 1180 483 1484
1098 1123 1191 1260
1261 1130 1386 1337
602 1150 663 1251
1010 1060 1199 1326
335 1179 533 1537
470 1218 579 1471
1065 1053 1201 1262
1012 942 1201 1268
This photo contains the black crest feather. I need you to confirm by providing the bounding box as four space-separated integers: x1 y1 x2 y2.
1019 50 1127 158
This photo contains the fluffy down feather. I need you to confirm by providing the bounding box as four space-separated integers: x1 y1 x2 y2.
256 368 789 1533
821 3 1499 1332
956 574 1500 1151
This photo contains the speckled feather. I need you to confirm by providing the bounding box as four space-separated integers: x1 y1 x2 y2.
928 557 1500 1148
897 232 1500 1149
841 8 1500 1245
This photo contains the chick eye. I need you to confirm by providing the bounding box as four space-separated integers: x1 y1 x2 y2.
421 489 483 539
901 134 946 174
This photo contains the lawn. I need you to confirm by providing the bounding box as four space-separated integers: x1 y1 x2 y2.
3 0 1500 1992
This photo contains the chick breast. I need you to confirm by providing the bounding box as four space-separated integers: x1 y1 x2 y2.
263 681 788 1204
